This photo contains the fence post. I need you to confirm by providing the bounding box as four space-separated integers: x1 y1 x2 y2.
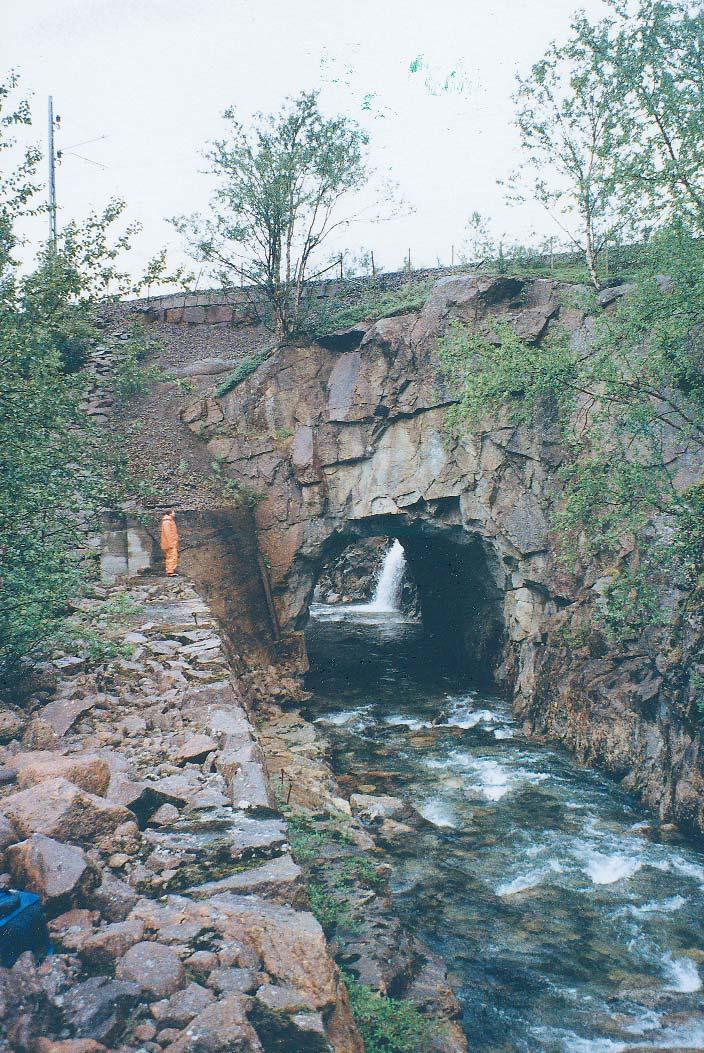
371 251 376 277
339 254 343 280
451 244 455 267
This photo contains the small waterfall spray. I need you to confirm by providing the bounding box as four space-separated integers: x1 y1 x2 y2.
367 540 407 612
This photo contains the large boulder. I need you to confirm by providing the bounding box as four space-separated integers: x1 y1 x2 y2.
211 895 338 1010
151 982 215 1028
39 696 96 737
0 709 26 744
86 872 138 922
78 919 145 965
252 984 328 1052
107 776 184 827
62 975 141 1044
0 814 18 868
184 854 302 905
1 777 131 844
7 834 97 913
116 940 185 998
13 752 111 796
163 992 262 1053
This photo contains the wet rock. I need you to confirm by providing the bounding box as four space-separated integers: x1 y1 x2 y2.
116 940 186 998
349 793 405 819
162 992 262 1052
1 777 132 844
377 817 415 845
87 871 138 922
7 834 97 913
14 752 111 796
79 918 145 964
62 975 141 1044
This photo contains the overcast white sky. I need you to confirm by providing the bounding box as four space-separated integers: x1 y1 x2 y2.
5 0 610 285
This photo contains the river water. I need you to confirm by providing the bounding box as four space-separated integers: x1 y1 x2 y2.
304 604 704 1053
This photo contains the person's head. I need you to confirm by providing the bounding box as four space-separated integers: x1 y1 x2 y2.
164 510 174 518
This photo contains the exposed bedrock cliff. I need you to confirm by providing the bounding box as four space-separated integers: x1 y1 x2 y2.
178 274 704 831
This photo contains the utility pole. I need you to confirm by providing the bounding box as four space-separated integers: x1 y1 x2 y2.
48 96 59 247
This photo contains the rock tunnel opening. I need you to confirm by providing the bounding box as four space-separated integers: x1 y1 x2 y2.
305 524 506 688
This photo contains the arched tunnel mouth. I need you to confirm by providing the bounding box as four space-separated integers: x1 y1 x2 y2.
304 521 506 689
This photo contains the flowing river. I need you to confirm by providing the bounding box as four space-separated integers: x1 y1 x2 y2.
304 603 704 1053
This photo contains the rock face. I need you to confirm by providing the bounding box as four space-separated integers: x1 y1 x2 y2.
180 273 704 832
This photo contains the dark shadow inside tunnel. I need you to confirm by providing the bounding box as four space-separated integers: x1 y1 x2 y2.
306 522 506 688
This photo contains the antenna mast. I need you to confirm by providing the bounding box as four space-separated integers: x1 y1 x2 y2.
48 96 59 246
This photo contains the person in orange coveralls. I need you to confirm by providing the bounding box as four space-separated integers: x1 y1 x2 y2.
160 510 179 576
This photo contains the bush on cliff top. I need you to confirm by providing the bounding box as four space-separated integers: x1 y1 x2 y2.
303 279 432 340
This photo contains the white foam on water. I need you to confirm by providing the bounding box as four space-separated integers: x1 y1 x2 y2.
366 540 407 612
496 859 564 897
447 707 499 729
650 856 704 888
585 853 642 885
463 757 550 802
472 759 513 801
314 706 372 728
417 799 457 828
623 1009 661 1035
620 895 687 917
493 727 514 740
496 868 547 896
423 756 454 770
562 1039 626 1053
663 954 702 992
531 1029 626 1053
383 714 430 731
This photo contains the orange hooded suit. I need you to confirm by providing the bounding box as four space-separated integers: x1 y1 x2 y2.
160 513 179 576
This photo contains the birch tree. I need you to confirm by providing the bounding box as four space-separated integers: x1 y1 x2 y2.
509 24 623 290
173 92 370 339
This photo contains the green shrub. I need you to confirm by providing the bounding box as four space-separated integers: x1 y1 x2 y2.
215 352 267 397
344 974 438 1053
305 280 432 339
308 882 356 935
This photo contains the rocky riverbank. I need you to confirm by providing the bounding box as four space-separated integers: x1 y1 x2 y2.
0 572 466 1053
0 576 360 1053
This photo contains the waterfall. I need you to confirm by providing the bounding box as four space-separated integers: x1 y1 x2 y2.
367 540 407 612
